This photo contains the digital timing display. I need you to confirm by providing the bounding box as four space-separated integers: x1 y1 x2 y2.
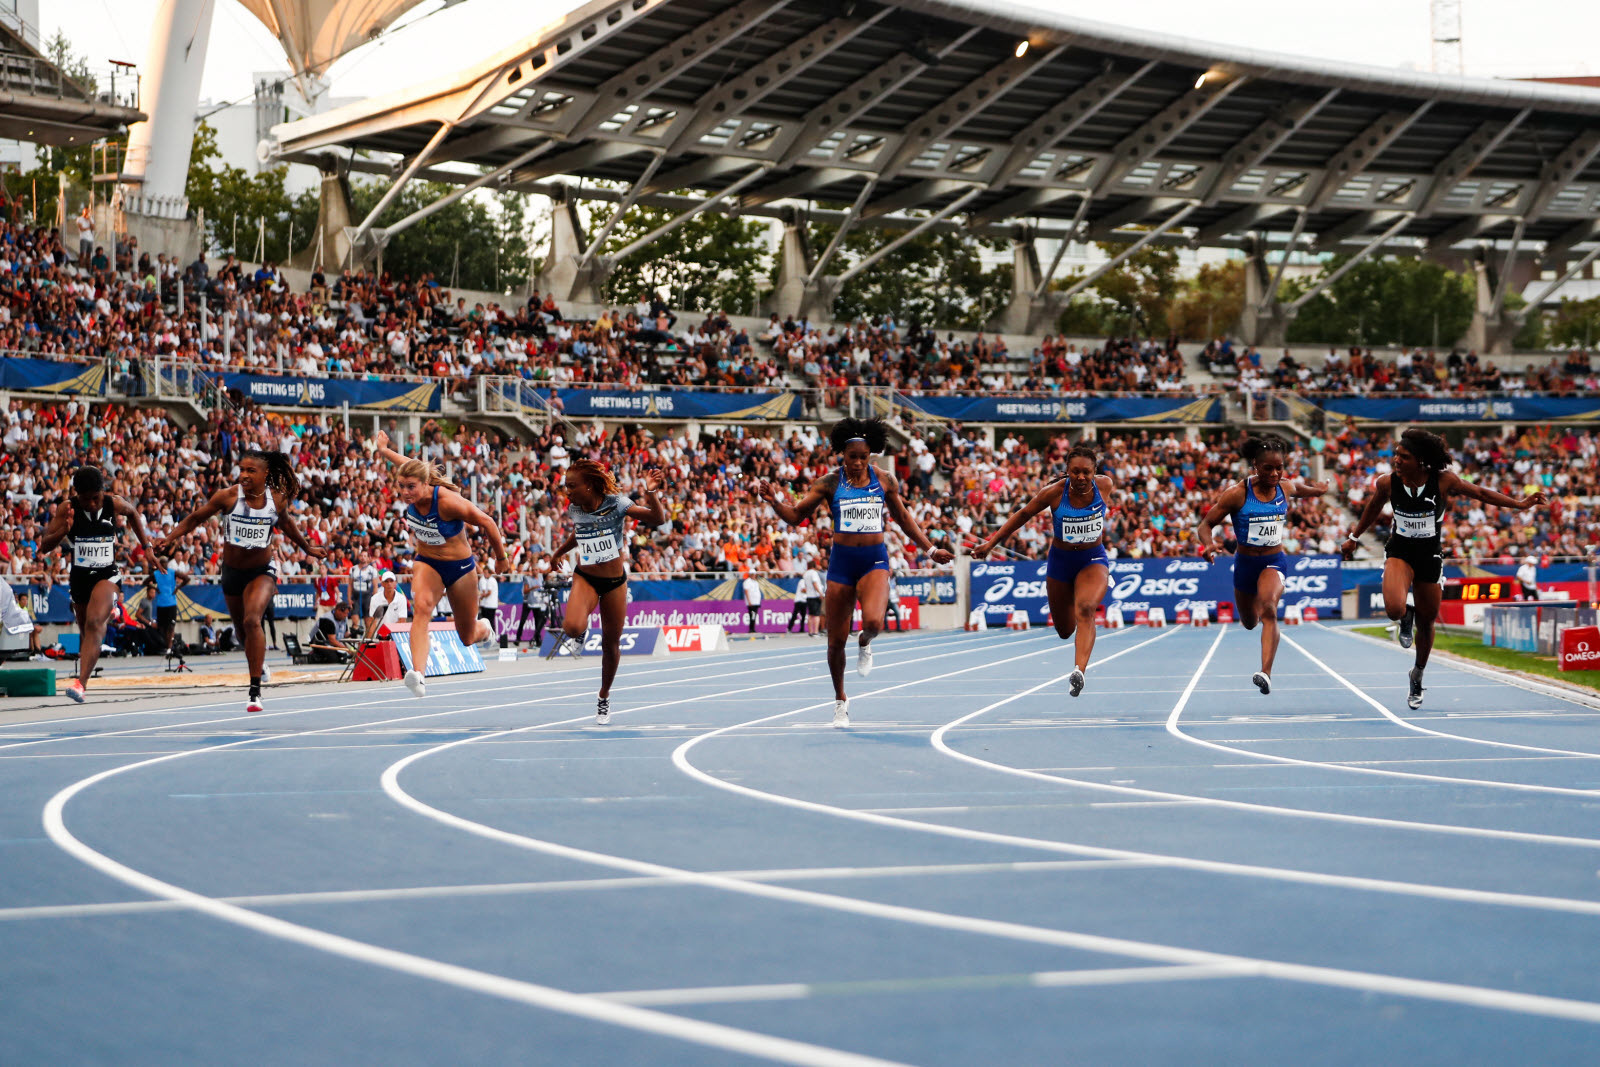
1442 578 1514 602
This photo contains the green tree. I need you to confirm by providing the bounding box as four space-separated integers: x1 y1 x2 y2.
346 180 531 292
594 206 768 313
816 222 1009 328
1547 295 1600 349
1169 260 1245 341
185 123 297 261
1283 256 1474 347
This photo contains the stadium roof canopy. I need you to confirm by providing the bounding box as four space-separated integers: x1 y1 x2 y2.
269 0 1600 335
0 20 144 146
236 0 434 84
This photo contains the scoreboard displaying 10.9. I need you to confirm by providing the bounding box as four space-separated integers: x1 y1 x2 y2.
1442 578 1516 602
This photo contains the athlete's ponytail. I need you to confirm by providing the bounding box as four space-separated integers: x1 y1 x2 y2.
396 457 461 493
242 448 299 496
1400 427 1451 472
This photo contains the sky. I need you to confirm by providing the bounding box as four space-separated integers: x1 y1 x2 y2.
42 0 1600 114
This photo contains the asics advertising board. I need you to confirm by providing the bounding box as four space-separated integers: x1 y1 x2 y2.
969 556 1342 624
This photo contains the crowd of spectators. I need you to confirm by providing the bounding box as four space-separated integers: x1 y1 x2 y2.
1212 340 1600 398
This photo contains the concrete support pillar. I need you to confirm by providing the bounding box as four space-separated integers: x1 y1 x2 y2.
535 186 605 304
995 228 1050 335
1459 254 1519 354
1234 238 1293 348
764 211 814 317
294 155 354 271
123 0 214 202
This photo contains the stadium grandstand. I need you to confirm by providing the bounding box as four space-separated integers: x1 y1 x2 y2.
6 0 1600 1063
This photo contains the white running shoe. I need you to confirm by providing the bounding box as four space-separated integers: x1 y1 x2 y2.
404 669 427 698
832 700 850 728
856 644 874 677
1069 668 1086 698
1407 667 1425 710
1252 671 1271 695
596 697 611 725
246 694 264 713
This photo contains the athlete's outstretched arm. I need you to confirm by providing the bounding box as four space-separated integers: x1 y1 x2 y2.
1194 483 1246 562
624 467 667 527
112 494 162 571
755 474 832 527
274 490 330 560
970 480 1061 558
438 490 511 571
1340 474 1392 558
369 429 408 468
882 468 953 564
155 487 235 554
1442 470 1548 510
1288 477 1332 499
36 499 74 557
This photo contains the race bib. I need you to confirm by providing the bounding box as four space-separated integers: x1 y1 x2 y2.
838 499 883 534
577 531 620 565
1246 516 1283 547
73 538 115 568
1057 515 1104 544
406 516 449 546
1394 512 1436 538
226 516 273 549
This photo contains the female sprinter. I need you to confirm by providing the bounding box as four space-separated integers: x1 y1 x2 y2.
547 460 666 724
755 417 953 728
1342 427 1546 709
1195 434 1329 695
157 449 326 712
372 431 510 698
38 466 158 703
970 443 1111 698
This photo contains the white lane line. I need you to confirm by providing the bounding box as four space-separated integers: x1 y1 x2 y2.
388 629 1600 1024
39 634 1027 1066
0 635 913 758
0 859 1154 923
1331 622 1600 713
935 626 1600 848
0 636 862 743
595 963 1248 1007
677 629 1600 919
1156 630 1600 798
1288 630 1600 762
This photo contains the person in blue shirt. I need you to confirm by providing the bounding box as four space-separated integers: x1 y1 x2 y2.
971 443 1115 698
756 417 953 728
1195 434 1329 695
152 564 187 657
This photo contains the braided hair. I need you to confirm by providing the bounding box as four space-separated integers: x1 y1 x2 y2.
568 458 620 498
241 447 298 496
829 416 889 454
1240 434 1290 465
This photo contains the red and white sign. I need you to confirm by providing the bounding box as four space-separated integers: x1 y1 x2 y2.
1217 603 1236 623
662 625 730 653
1559 625 1600 670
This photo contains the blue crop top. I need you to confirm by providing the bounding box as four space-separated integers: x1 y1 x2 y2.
1052 479 1106 547
829 465 885 534
1231 476 1287 548
405 486 465 548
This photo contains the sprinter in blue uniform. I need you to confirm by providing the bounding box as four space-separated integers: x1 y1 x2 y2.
372 430 511 699
971 443 1112 698
1195 434 1330 695
756 417 953 728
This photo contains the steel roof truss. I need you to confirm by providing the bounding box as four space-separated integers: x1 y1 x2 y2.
1306 104 1433 211
1091 75 1247 195
1200 87 1339 205
665 13 882 152
990 61 1157 189
1415 112 1530 217
567 0 793 139
880 45 1064 178
1520 129 1600 223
